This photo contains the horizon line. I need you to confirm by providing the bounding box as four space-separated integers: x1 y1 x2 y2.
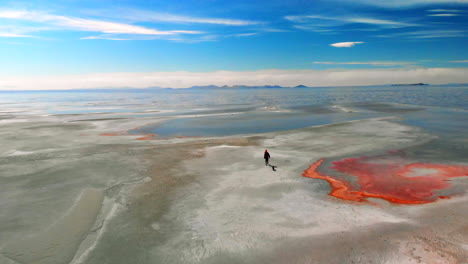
2 83 468 92
1 68 467 91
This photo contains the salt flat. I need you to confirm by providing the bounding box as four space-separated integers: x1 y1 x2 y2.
0 87 467 264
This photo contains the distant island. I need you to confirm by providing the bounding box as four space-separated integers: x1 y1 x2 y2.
391 83 428 86
186 85 309 89
11 83 467 93
185 83 434 89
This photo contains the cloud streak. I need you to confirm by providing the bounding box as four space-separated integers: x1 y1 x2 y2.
0 32 32 38
115 10 262 26
2 68 466 90
233 33 258 37
330 41 364 47
428 9 463 12
313 61 416 66
0 9 204 36
285 15 416 27
80 31 257 43
337 0 468 8
377 30 465 38
80 36 132 40
428 13 460 16
285 14 416 35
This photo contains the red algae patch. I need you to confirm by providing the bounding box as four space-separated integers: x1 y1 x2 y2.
303 154 468 205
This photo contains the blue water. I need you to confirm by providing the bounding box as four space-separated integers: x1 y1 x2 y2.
135 111 383 137
1 85 466 139
1 85 467 113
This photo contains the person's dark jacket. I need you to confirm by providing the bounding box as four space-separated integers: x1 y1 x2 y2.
264 151 270 159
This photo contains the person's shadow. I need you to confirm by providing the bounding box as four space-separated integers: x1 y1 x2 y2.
268 164 277 171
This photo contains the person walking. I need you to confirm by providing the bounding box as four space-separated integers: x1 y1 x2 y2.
264 149 270 166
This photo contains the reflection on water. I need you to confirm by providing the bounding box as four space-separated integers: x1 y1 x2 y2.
131 111 382 137
1 85 467 115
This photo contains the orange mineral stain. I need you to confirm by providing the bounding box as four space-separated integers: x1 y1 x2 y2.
303 156 468 205
99 124 159 140
136 134 157 140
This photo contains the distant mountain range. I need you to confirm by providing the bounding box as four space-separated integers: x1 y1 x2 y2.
184 84 309 89
15 83 468 93
390 83 428 86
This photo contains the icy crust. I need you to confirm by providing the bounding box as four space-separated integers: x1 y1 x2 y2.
148 118 444 263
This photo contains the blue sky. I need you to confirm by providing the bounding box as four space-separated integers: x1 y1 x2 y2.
0 0 467 89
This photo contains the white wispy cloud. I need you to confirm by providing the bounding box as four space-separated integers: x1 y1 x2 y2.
428 13 460 16
52 16 174 35
81 33 212 42
177 31 263 42
427 9 463 12
313 61 416 66
337 0 468 8
233 33 258 37
169 30 205 34
285 15 414 27
114 9 261 26
0 9 263 41
0 25 52 38
260 28 291 33
0 9 204 36
80 36 132 40
292 25 338 33
1 68 466 90
346 18 415 27
330 41 364 47
169 32 259 43
109 31 260 43
285 14 416 35
0 32 31 38
450 60 468 62
377 30 465 38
